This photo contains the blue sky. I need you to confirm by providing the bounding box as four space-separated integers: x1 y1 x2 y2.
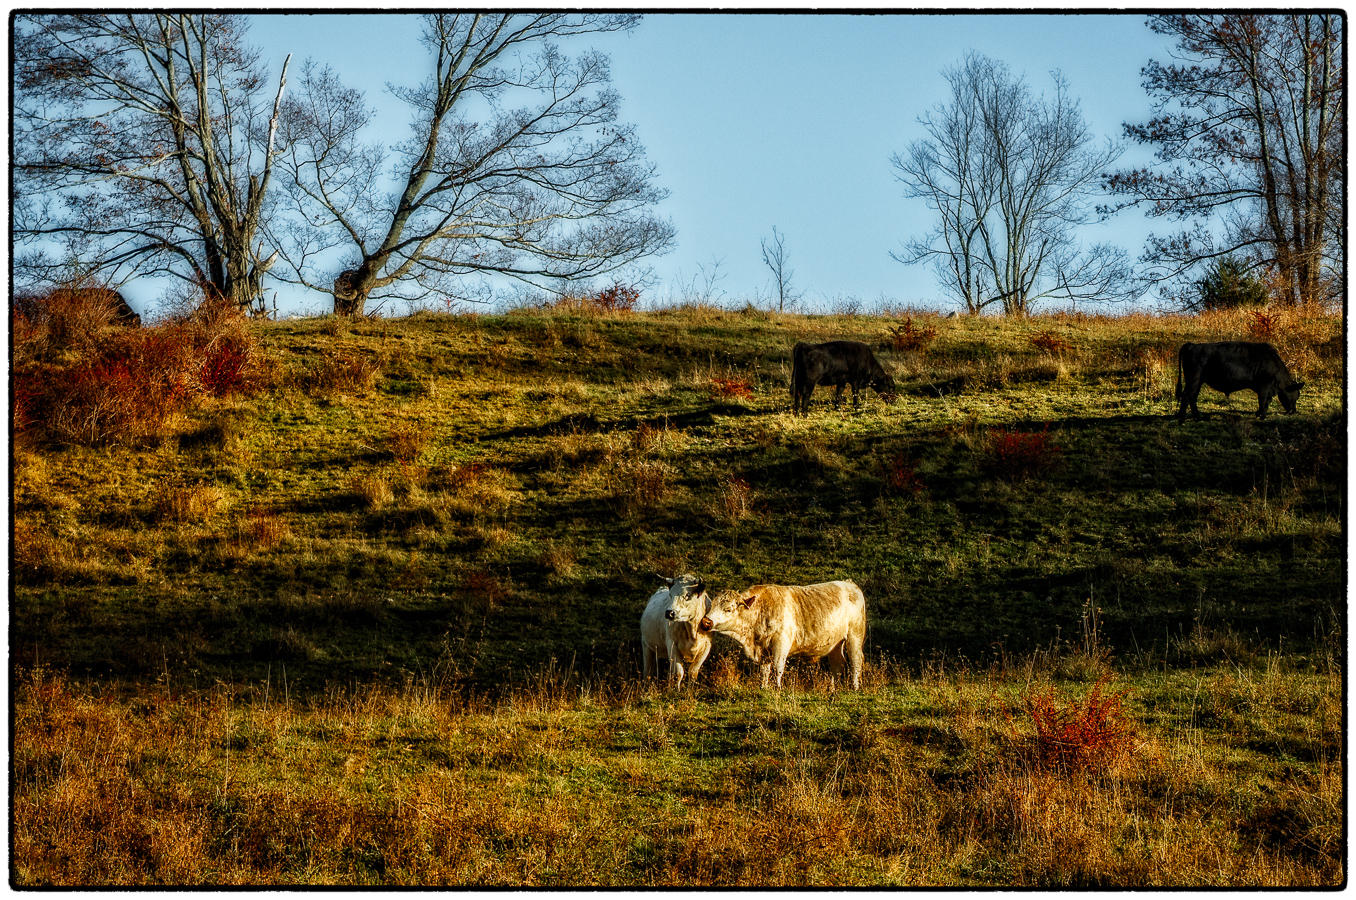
218 13 1174 315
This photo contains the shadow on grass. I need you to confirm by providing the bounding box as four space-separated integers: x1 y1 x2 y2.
484 403 765 442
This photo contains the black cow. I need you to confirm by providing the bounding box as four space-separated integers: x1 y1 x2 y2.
791 340 896 415
1175 341 1303 423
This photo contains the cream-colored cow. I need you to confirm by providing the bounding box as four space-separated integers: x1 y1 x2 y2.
705 580 866 689
639 573 713 688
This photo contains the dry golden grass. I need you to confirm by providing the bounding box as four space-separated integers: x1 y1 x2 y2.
388 421 432 466
350 472 395 510
153 481 227 523
300 350 380 399
9 304 1344 886
236 506 292 552
12 658 1341 887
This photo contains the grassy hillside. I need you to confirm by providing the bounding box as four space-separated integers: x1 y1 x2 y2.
11 303 1345 885
13 304 1344 687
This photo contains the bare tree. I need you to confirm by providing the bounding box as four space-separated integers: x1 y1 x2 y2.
760 226 799 312
272 13 674 316
1103 14 1344 306
893 54 1133 315
13 14 289 310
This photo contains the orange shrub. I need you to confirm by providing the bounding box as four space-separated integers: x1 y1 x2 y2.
550 281 641 314
887 317 938 352
14 284 127 355
710 376 754 401
593 281 640 313
1030 331 1073 355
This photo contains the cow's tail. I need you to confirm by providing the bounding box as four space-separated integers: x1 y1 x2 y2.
1174 344 1184 402
790 342 808 402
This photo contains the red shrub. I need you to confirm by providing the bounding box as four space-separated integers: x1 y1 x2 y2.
17 309 262 444
1023 676 1135 773
199 337 252 396
884 453 925 495
31 327 201 444
464 569 509 607
710 376 754 401
982 426 1061 481
1030 331 1073 355
1248 308 1278 341
447 462 488 490
887 317 938 352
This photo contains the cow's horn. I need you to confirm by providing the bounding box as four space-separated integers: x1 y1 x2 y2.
655 573 674 586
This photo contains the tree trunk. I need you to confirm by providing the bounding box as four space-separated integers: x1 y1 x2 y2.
333 268 369 316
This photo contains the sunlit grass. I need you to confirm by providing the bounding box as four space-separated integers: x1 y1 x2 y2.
11 303 1344 885
12 649 1342 886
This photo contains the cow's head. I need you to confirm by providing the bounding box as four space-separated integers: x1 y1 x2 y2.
873 372 898 400
1280 379 1304 414
659 572 709 622
705 588 758 632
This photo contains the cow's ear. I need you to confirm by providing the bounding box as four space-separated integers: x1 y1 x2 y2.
741 592 757 609
694 578 706 596
1293 381 1305 390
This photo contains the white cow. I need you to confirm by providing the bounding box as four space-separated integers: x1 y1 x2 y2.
639 573 713 688
705 580 866 689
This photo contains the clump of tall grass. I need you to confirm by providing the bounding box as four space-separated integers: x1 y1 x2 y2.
607 457 675 516
153 481 227 524
713 475 754 524
299 350 380 399
350 471 396 510
236 506 292 552
441 464 519 522
388 421 433 467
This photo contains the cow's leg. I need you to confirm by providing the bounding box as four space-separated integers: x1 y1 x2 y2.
797 385 813 415
664 639 685 687
846 635 864 690
832 384 846 407
759 662 773 689
1177 379 1196 423
643 646 654 679
825 643 847 690
1256 388 1274 419
669 657 685 689
1179 375 1204 422
689 643 711 682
